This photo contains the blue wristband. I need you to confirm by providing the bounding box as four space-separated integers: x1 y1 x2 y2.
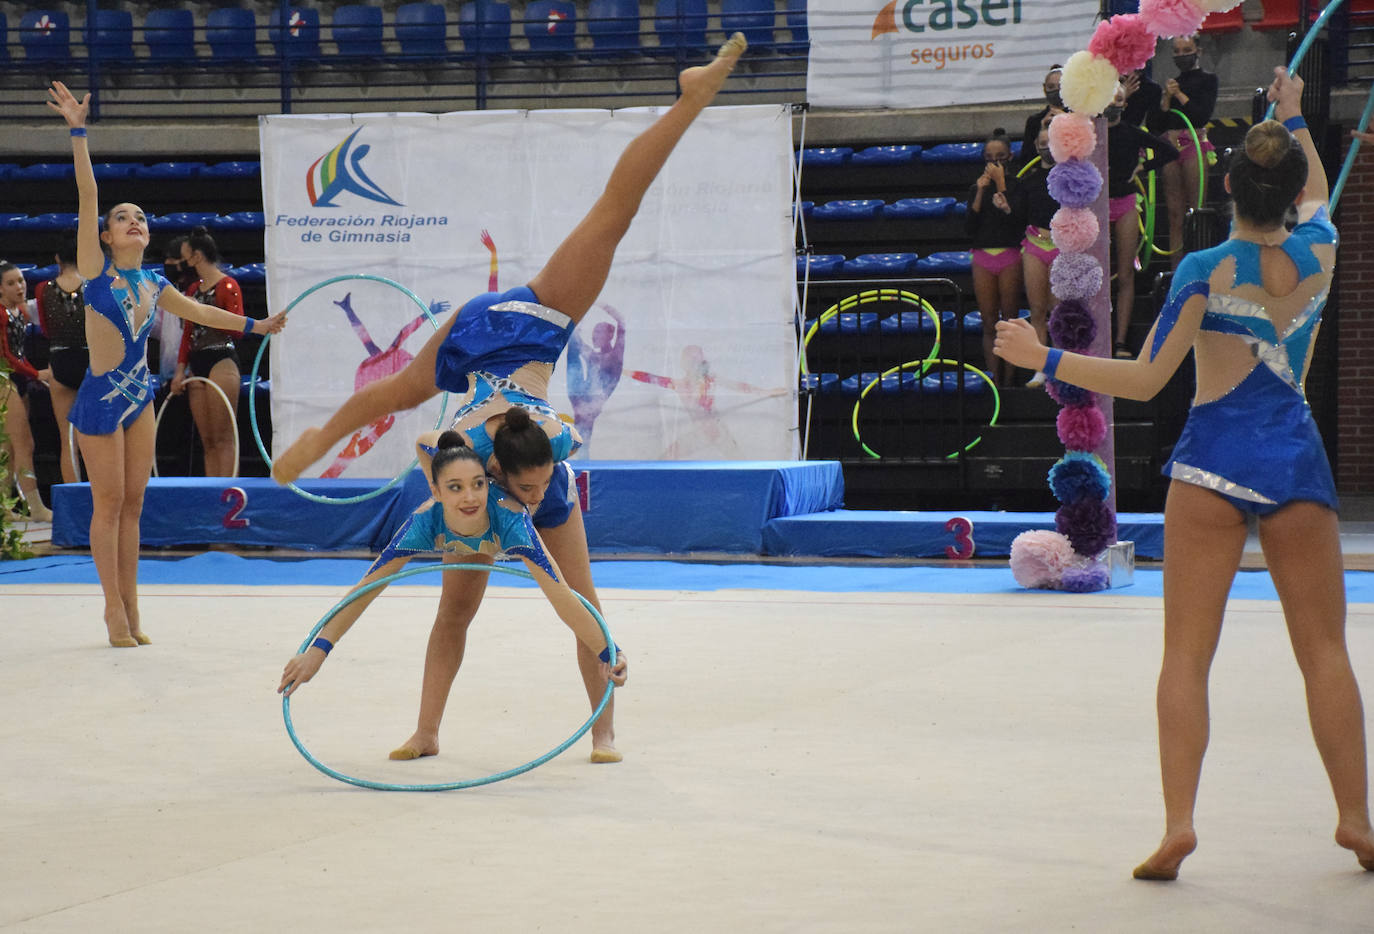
311 637 333 655
70 127 87 138
598 643 620 663
1282 115 1307 133
242 317 254 337
1043 347 1064 381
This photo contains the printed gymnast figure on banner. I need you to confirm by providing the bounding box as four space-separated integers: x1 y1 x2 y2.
565 303 625 456
271 33 750 760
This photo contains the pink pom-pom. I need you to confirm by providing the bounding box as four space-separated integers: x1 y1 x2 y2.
1048 112 1096 163
1061 51 1119 116
1138 0 1206 39
1088 14 1157 74
1009 529 1075 589
1057 403 1108 451
1050 207 1099 254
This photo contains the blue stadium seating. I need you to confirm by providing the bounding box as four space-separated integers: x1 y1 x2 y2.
811 199 884 221
206 8 259 61
135 162 206 180
201 161 262 179
92 162 138 179
210 212 266 231
786 0 807 42
852 144 922 165
11 164 73 181
654 0 708 50
796 254 845 277
19 10 70 62
921 143 985 163
231 263 268 284
838 372 882 396
878 312 936 335
915 310 960 333
916 251 973 273
0 164 17 180
798 147 852 167
925 370 988 394
0 213 26 228
721 0 775 48
794 200 814 217
962 311 983 333
523 0 577 53
332 5 385 56
843 253 920 276
24 264 60 283
19 213 81 231
799 373 839 394
144 9 195 62
150 212 219 231
395 3 448 56
587 0 641 51
86 9 133 61
0 14 7 62
817 312 881 335
883 197 956 219
269 7 322 59
459 1 513 54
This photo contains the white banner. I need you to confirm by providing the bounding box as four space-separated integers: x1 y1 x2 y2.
260 105 797 479
807 0 1100 109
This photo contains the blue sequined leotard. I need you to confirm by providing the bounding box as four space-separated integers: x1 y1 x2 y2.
1154 207 1338 514
68 259 169 435
369 485 555 578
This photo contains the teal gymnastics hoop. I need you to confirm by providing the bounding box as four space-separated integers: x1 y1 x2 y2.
283 561 617 792
249 274 450 505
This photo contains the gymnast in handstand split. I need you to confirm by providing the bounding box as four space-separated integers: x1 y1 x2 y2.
995 68 1374 880
277 432 628 720
271 32 747 761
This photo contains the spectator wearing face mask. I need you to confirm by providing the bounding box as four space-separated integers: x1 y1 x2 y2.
1020 66 1064 169
1155 35 1218 268
1121 67 1163 128
1010 112 1064 386
150 236 192 382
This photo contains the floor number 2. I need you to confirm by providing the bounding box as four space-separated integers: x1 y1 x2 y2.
221 487 250 529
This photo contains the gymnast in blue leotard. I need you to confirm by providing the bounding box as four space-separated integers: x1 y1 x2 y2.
47 81 288 649
994 68 1374 880
277 434 626 730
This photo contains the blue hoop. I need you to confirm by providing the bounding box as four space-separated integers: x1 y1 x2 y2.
283 561 617 792
250 274 450 505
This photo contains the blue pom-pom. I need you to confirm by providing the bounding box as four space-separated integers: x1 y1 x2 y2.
1048 451 1112 504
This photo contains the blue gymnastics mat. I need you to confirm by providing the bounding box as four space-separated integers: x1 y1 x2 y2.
3 553 1372 603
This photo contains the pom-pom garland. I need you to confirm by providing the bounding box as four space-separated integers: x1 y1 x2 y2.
1048 112 1096 163
1056 498 1118 557
1138 0 1207 39
1009 530 1076 589
1047 159 1103 207
1048 451 1112 504
1087 14 1157 75
1050 207 1099 254
1049 251 1104 302
1057 402 1108 451
1048 298 1097 350
1060 50 1120 116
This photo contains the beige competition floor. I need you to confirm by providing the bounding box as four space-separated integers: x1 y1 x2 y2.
2 579 1373 933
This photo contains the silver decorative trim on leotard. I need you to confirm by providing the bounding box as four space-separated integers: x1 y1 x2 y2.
1206 290 1326 395
487 300 571 329
1168 461 1277 504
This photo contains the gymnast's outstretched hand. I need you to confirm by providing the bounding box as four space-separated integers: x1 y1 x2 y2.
993 317 1047 371
602 651 629 688
1355 129 1374 146
278 645 328 696
258 310 289 334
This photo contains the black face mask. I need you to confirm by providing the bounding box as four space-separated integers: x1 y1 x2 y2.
164 261 194 289
1104 104 1125 122
1045 89 1064 109
1174 53 1198 72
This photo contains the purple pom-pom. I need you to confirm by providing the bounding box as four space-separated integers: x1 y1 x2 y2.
1009 529 1075 589
1047 159 1103 208
1048 300 1097 351
1055 499 1117 556
1061 562 1111 592
1057 402 1107 451
1048 451 1112 504
1046 378 1093 407
1049 252 1104 302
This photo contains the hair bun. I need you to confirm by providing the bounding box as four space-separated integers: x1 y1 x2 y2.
190 224 209 237
1244 120 1292 170
502 407 533 431
436 429 468 450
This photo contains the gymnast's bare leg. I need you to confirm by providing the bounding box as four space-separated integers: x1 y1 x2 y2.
271 34 748 486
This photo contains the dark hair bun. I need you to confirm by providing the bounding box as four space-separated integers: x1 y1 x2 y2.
991 128 1006 138
190 225 209 237
503 407 533 431
436 430 468 450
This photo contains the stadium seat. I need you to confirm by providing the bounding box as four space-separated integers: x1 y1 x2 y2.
1253 0 1299 31
144 9 195 61
269 7 322 58
150 212 219 231
916 252 973 273
0 213 27 228
210 212 266 231
1200 6 1244 33
201 161 262 179
24 264 60 283
19 10 70 62
796 254 846 277
925 370 987 394
206 8 259 61
843 253 920 276
654 0 709 50
879 311 935 335
0 164 15 180
720 0 775 49
20 213 82 231
332 5 384 57
817 312 881 335
231 263 268 284
786 0 807 43
10 163 73 181
92 162 138 180
523 0 577 52
838 372 882 396
798 147 853 167
921 143 984 163
811 199 884 221
962 311 983 333
395 3 448 56
134 162 206 179
798 373 840 394
587 0 641 52
916 310 960 333
794 200 814 217
883 197 956 219
852 144 923 165
459 1 513 54
86 9 133 60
